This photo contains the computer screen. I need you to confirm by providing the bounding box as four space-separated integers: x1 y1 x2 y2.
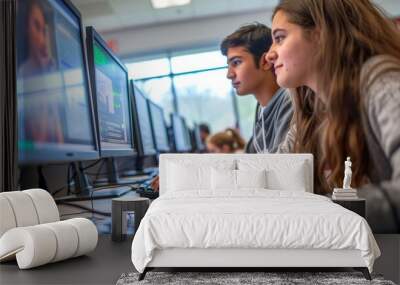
193 123 206 151
147 100 170 152
170 113 190 152
181 117 192 151
16 0 98 164
86 26 135 157
131 82 157 157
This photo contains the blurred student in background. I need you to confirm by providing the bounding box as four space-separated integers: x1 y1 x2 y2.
206 128 246 153
267 0 400 233
198 123 211 145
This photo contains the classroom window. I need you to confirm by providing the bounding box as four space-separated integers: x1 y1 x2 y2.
173 68 235 132
236 95 257 140
126 58 170 80
134 77 174 124
170 51 227 74
125 49 256 141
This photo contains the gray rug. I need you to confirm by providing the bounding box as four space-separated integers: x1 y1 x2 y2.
116 271 395 285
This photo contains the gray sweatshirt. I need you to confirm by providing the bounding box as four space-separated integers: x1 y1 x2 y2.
278 55 400 233
245 88 293 154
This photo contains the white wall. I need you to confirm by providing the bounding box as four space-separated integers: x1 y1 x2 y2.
100 9 274 60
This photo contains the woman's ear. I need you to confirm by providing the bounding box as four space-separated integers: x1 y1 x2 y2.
309 28 321 48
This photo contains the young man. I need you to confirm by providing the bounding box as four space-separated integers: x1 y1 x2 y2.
220 23 293 153
151 23 292 191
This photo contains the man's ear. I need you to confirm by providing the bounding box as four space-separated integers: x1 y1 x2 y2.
259 52 273 71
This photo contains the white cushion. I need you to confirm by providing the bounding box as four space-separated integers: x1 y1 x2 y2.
167 162 210 191
0 218 98 269
42 221 79 262
0 189 98 269
0 190 60 238
24 189 60 224
1 192 39 227
0 196 17 237
238 159 308 192
166 160 235 192
236 169 267 189
211 168 236 190
159 154 313 194
0 225 57 269
211 169 268 191
266 162 307 191
64 218 98 257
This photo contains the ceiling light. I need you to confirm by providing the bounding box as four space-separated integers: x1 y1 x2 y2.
151 0 191 9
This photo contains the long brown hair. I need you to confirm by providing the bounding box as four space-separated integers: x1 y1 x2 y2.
273 0 400 194
207 128 246 153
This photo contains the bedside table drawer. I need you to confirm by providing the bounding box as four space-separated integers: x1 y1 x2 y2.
332 199 366 218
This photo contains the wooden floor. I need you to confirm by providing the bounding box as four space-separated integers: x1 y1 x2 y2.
0 234 133 285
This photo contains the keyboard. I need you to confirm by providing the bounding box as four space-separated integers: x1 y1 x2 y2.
135 182 159 199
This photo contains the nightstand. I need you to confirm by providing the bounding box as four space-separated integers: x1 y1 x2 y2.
111 197 150 241
332 198 366 218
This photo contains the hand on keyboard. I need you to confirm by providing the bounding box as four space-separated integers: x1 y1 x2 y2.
150 176 160 192
136 181 159 199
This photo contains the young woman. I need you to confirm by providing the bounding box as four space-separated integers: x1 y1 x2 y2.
206 128 246 153
266 0 400 233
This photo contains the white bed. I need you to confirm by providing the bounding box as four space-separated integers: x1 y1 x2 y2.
131 154 380 280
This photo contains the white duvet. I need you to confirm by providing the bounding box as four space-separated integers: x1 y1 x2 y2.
131 190 380 273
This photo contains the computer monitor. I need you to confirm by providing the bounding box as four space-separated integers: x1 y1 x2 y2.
86 26 139 192
16 0 99 164
181 117 193 152
170 113 191 152
86 26 135 158
131 82 157 157
147 100 170 153
193 123 206 152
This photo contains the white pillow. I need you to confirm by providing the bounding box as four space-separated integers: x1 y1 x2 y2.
236 169 267 189
211 168 236 190
167 162 210 191
166 159 236 193
237 159 308 192
266 162 307 191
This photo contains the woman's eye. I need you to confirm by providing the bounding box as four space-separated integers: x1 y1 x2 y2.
274 35 285 43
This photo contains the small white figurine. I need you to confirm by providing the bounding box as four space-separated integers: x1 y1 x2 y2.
342 157 352 189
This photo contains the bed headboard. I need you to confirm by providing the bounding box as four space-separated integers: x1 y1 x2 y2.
159 153 314 196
